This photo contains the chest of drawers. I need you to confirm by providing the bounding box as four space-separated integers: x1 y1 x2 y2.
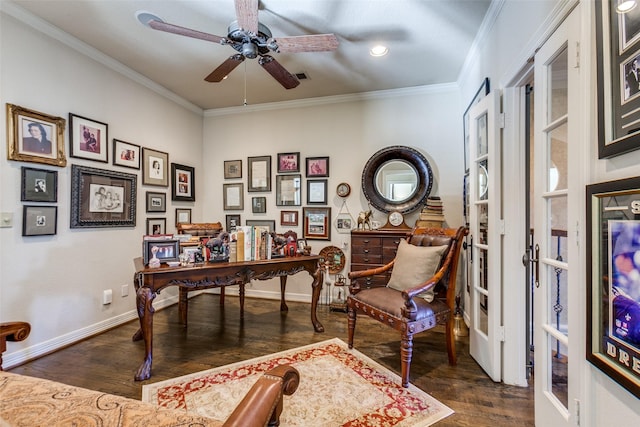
350 229 409 288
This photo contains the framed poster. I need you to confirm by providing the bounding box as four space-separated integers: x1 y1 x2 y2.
596 1 640 158
277 152 300 173
224 159 242 179
142 147 169 187
113 139 140 169
6 103 66 167
307 179 328 204
276 174 301 206
70 164 136 228
586 176 640 398
248 155 271 192
69 113 108 163
171 163 195 202
21 167 57 202
305 156 329 177
303 207 331 240
146 192 166 213
463 77 490 172
223 183 244 210
22 205 57 236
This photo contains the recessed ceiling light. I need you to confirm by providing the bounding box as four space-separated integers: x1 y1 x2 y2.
617 0 637 13
370 45 388 57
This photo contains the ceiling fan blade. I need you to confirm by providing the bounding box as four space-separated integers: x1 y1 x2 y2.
269 34 339 53
258 55 299 89
205 54 245 82
235 0 259 34
146 19 226 44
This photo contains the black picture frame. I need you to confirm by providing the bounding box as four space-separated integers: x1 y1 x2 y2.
146 217 167 235
69 113 108 163
586 176 640 398
275 174 301 206
70 164 136 228
22 205 57 236
146 191 166 213
596 1 640 158
307 179 328 204
252 196 267 213
303 207 331 240
463 77 490 172
171 163 195 202
113 139 140 169
248 155 272 192
21 166 57 202
226 214 241 231
143 239 179 265
277 152 300 173
142 147 169 187
305 156 329 177
224 159 242 179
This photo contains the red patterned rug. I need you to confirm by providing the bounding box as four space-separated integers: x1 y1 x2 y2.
142 338 453 426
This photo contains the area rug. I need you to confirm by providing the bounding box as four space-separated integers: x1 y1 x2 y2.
142 338 453 426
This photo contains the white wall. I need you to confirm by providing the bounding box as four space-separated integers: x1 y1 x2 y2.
0 11 203 365
202 87 463 299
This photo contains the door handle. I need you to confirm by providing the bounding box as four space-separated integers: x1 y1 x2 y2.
533 244 540 288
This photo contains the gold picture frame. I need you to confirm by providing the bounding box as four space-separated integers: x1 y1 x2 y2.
6 103 66 167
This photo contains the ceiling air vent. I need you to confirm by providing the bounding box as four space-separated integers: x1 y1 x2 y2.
295 72 309 80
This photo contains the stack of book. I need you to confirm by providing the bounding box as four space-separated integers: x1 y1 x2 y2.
234 226 273 262
415 197 445 228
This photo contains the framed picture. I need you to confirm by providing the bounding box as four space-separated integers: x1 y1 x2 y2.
277 152 300 173
596 1 640 158
586 176 640 398
303 207 331 240
307 179 328 204
6 103 66 167
248 155 271 192
145 192 166 213
22 205 57 236
276 174 301 206
335 212 354 234
246 219 276 232
226 214 241 231
171 163 195 202
252 196 267 213
297 238 308 252
224 159 242 179
463 78 490 172
223 183 244 210
176 208 192 225
306 157 329 177
146 217 167 235
143 239 179 265
281 210 298 226
142 147 169 187
70 164 136 228
69 113 108 163
21 167 57 202
113 139 140 169
182 246 200 263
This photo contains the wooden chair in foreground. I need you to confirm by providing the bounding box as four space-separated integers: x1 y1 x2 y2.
347 226 468 387
0 321 30 371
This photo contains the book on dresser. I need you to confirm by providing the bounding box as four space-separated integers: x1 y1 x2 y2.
350 229 410 289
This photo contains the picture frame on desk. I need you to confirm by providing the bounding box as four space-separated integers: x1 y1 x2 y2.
143 239 179 265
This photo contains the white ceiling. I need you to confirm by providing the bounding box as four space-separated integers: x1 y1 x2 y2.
6 0 492 111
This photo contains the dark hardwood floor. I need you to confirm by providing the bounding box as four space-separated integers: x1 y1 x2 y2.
9 293 534 426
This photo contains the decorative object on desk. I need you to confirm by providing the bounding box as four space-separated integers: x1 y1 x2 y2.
21 166 57 203
146 218 166 235
307 179 328 204
303 207 331 240
69 113 108 163
206 231 230 262
276 174 301 206
166 261 180 267
305 156 329 177
319 245 345 274
296 238 308 254
70 165 136 228
223 182 244 210
6 103 66 167
416 197 445 228
336 182 351 198
22 205 57 236
171 163 195 202
248 155 271 192
148 246 160 268
145 191 166 213
277 152 300 173
356 208 372 230
142 147 169 187
143 239 179 265
378 210 411 231
112 139 140 169
223 159 242 179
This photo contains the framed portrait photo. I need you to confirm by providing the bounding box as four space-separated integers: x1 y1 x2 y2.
307 179 328 204
176 208 192 225
69 113 108 163
276 174 301 206
6 103 66 167
146 191 166 213
306 156 329 178
21 166 57 203
281 210 298 226
335 212 354 234
146 217 167 236
142 147 169 187
223 183 244 210
171 163 195 202
226 214 241 231
586 176 640 398
22 205 57 237
248 155 272 192
113 139 140 169
303 207 331 240
277 152 300 173
70 164 136 228
224 159 242 179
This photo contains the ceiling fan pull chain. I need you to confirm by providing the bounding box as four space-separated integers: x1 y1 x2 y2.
243 61 248 106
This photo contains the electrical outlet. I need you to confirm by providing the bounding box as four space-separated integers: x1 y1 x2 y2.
103 289 112 305
0 212 13 228
121 284 129 297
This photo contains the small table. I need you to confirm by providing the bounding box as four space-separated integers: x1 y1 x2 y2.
132 255 324 381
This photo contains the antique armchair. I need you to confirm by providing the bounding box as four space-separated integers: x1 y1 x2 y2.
347 226 468 387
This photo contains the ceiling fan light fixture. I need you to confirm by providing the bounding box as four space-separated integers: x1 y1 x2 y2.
242 42 258 58
617 0 637 13
370 45 389 57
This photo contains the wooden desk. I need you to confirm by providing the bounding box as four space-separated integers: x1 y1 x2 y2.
131 255 324 381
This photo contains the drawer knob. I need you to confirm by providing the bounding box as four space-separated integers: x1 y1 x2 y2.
363 249 369 253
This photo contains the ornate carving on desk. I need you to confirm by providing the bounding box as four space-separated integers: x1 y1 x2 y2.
168 273 244 289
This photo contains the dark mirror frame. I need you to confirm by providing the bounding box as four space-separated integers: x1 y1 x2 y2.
361 145 433 214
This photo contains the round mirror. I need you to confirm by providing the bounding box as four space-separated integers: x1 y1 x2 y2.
361 146 433 213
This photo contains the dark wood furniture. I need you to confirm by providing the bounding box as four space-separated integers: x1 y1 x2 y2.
347 226 468 387
0 321 31 370
132 255 324 381
350 229 410 289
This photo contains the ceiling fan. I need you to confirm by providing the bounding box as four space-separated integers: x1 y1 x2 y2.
136 0 339 89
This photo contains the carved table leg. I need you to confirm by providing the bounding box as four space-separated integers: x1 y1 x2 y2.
239 283 246 319
310 264 325 332
134 286 156 381
179 287 188 327
279 276 289 312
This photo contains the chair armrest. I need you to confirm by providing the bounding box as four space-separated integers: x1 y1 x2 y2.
348 260 394 280
1 322 31 371
223 364 300 427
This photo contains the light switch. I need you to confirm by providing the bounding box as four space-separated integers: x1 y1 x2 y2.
0 212 13 228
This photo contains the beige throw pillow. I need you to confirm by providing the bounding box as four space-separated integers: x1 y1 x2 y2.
387 240 447 302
